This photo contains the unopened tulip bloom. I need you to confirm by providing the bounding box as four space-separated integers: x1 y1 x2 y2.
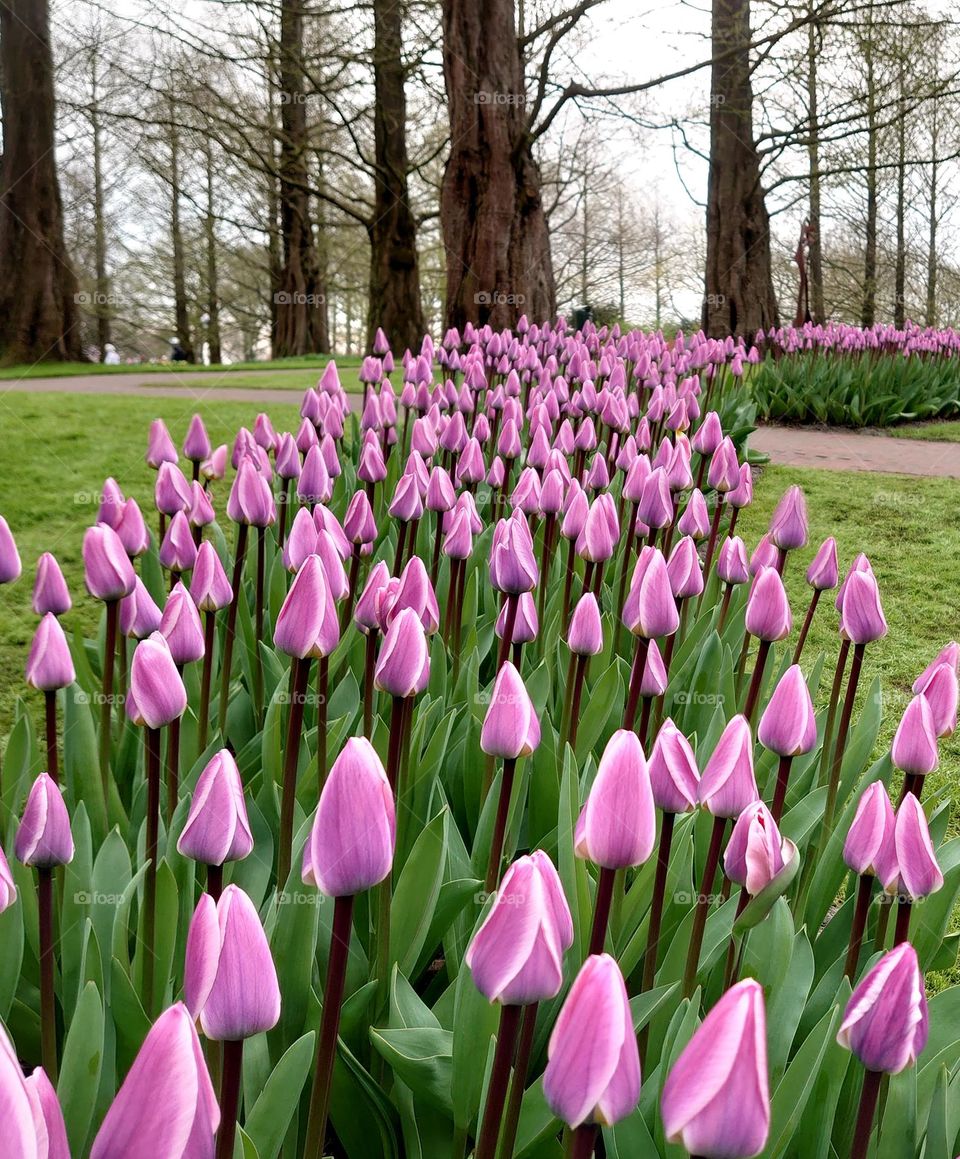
749 534 779 576
881 793 943 899
32 553 70 616
678 489 710 540
227 458 276 527
178 750 253 866
840 569 887 643
343 489 377 547
891 695 939 776
190 541 233 612
90 1003 219 1158
637 467 673 530
158 511 198 574
667 536 703 600
724 802 796 895
649 719 700 813
98 477 125 528
120 579 163 640
623 547 679 638
25 614 75 691
188 482 215 530
717 536 750 585
543 954 640 1128
0 516 22 584
24 1065 70 1159
302 737 395 895
662 978 770 1157
844 781 895 876
15 774 73 868
274 555 340 659
568 592 603 655
913 661 958 737
355 561 391 634
707 437 740 493
837 942 927 1073
83 524 135 601
183 414 212 462
496 591 538 645
384 556 440 634
155 461 192 516
575 730 655 868
481 662 540 759
201 444 228 482
913 642 960 691
126 633 187 729
807 537 839 590
116 498 150 558
727 462 753 509
184 886 280 1040
0 845 16 912
745 567 792 641
374 607 430 697
757 665 817 756
283 507 319 572
489 513 538 594
699 715 759 817
768 484 808 551
466 851 573 1004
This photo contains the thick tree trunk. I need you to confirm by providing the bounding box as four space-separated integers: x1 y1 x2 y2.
806 9 824 324
368 0 424 352
860 2 878 328
0 0 81 363
926 93 938 326
440 0 554 330
90 57 111 358
204 139 222 365
169 101 195 362
702 0 778 338
274 0 328 356
893 50 906 329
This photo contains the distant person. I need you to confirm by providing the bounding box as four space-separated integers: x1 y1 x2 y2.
103 343 120 365
170 336 189 363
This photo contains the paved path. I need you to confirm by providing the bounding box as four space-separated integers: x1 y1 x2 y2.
3 373 959 478
750 424 960 479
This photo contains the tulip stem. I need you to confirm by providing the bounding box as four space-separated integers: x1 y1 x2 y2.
722 886 750 990
253 527 266 719
215 1039 244 1159
430 510 444 587
143 725 162 1016
166 716 181 825
792 588 821 665
823 643 865 838
851 1069 883 1159
37 866 58 1083
742 638 771 724
588 865 617 955
899 772 923 805
207 862 224 903
99 598 119 802
341 546 362 633
363 632 378 738
770 755 794 824
701 499 725 584
278 656 311 888
640 812 675 1002
682 815 727 999
569 1124 596 1159
277 477 291 547
623 637 650 731
304 894 354 1159
198 610 216 753
218 523 248 737
44 690 59 785
475 1004 522 1159
393 521 407 572
485 757 518 892
560 539 577 628
717 582 733 632
536 515 556 625
565 655 589 753
612 510 638 657
499 1002 538 1159
317 656 329 789
893 896 912 945
844 875 873 980
497 595 519 671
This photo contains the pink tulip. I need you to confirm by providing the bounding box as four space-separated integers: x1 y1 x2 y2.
126 633 187 729
649 719 700 813
177 750 254 866
574 730 656 869
837 943 928 1073
24 614 75 691
480 662 540 759
757 665 817 756
699 715 759 818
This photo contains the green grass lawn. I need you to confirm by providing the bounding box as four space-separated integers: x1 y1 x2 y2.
886 420 960 443
0 354 363 379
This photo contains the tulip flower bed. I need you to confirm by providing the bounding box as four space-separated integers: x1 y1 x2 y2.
0 319 958 1159
751 322 960 427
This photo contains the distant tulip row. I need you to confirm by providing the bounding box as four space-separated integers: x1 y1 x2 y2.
0 317 955 1159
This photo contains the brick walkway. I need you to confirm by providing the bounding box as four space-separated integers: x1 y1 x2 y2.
750 425 960 479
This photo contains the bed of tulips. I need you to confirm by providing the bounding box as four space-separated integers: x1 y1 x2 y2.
751 321 960 426
0 317 958 1159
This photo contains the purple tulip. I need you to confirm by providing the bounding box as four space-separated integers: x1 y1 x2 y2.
0 844 16 912
837 942 928 1073
567 592 603 655
844 781 896 876
913 641 959 693
177 750 253 866
90 1003 219 1157
190 542 233 613
840 569 887 644
667 536 704 600
768 484 808 551
32 553 71 616
699 715 759 818
274 555 341 659
466 851 573 1004
374 607 430 697
126 633 187 729
717 536 750 585
707 437 740 493
24 1065 70 1159
83 525 136 601
15 774 73 868
744 567 792 641
649 719 700 813
496 591 538 645
806 537 839 590
891 695 939 776
480 662 540 759
749 534 779 576
354 561 391 634
98 478 125 528
302 737 395 895
116 498 150 558
623 547 680 639
489 513 538 594
0 1021 62 1156
24 614 75 691
637 467 673 530
677 489 710 540
155 461 192 516
201 444 228 482
120 579 163 640
183 414 212 462
184 886 280 1040
158 511 198 574
724 802 796 895
575 730 656 869
543 954 640 1129
662 978 769 1157
382 556 440 634
880 793 944 899
188 482 215 530
913 661 958 738
145 418 179 468
0 517 21 585
227 458 276 527
757 665 817 756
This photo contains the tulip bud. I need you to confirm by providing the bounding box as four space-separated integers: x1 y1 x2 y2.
489 513 538 594
881 793 943 899
707 437 739 493
717 536 750 585
158 583 205 667
0 516 22 584
806 537 839 590
15 773 73 868
844 781 895 876
757 665 817 756
543 954 640 1129
496 591 538 645
768 484 808 551
183 414 212 462
158 511 198 574
623 547 679 639
302 737 395 895
227 458 276 527
667 536 704 600
648 719 699 813
567 592 603 656
466 851 573 1005
575 730 655 869
146 418 178 468
189 541 232 614
83 524 136 601
0 845 16 913
837 942 928 1074
24 1065 70 1158
480 662 540 759
699 715 759 818
24 611 75 693
177 750 253 866
155 462 192 517
637 468 673 530
354 561 391 635
913 642 960 692
744 567 792 641
891 695 939 776
749 534 779 576
840 569 887 644
677 489 710 540
343 489 377 547
32 553 70 616
724 802 796 895
201 444 228 482
126 633 188 728
662 978 770 1157
119 578 162 640
274 555 340 660
384 557 440 634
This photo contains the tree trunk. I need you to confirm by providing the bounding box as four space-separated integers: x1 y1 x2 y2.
893 46 906 329
274 0 328 356
0 0 81 363
440 0 554 330
581 171 589 306
204 138 222 365
90 56 111 358
367 0 424 353
169 98 195 362
702 0 778 338
926 79 938 326
806 8 824 324
860 2 878 328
